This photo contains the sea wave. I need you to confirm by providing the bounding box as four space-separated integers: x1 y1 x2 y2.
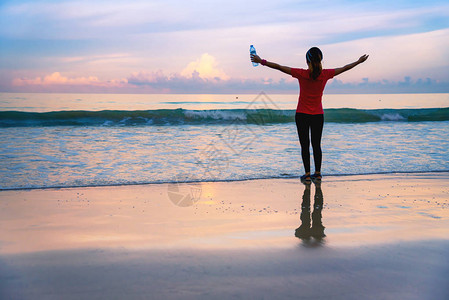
1 107 448 127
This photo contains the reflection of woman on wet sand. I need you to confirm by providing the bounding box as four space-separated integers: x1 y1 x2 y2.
295 182 325 242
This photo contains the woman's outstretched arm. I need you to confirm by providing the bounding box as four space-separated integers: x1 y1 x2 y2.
334 55 369 76
251 54 292 75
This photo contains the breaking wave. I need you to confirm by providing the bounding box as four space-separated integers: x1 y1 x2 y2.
1 107 448 127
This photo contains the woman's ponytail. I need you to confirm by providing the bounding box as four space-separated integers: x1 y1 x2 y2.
306 47 323 80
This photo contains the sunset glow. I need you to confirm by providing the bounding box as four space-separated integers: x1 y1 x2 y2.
1 0 448 93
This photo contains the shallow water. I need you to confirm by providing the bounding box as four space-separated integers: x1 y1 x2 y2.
1 120 448 189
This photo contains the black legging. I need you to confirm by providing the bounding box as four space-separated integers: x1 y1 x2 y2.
295 113 324 174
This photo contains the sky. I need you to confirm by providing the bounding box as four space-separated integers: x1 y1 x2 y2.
0 0 448 94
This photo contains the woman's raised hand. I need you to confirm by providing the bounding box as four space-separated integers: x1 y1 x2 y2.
251 54 261 64
358 54 369 64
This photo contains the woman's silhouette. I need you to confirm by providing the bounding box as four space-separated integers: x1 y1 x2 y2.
251 48 368 182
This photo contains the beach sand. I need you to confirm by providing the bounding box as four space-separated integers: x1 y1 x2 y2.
1 173 448 299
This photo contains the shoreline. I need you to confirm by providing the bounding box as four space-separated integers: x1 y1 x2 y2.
2 170 449 192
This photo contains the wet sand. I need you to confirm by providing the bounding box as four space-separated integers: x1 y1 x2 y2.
1 173 448 299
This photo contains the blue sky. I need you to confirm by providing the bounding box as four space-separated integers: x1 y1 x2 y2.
0 0 448 93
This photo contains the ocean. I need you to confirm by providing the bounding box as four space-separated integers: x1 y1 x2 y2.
1 92 448 190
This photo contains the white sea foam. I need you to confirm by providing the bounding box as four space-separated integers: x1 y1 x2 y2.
380 113 406 121
183 109 247 121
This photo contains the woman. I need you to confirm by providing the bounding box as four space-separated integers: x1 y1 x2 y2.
251 47 368 182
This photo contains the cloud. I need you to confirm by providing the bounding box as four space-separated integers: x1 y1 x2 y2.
125 53 230 92
10 72 128 92
58 53 133 64
7 70 449 94
127 70 232 93
126 71 449 94
326 77 449 94
6 52 448 94
180 53 229 80
3 1 447 40
12 72 101 86
322 28 449 82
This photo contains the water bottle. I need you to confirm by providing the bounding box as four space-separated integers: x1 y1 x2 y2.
250 45 258 67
